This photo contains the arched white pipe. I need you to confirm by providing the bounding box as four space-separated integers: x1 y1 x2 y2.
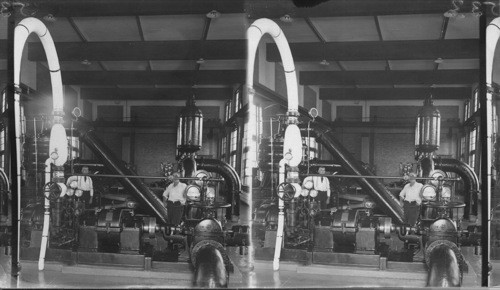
14 17 68 271
485 17 500 282
246 18 298 114
246 19 303 168
14 18 64 113
246 19 303 271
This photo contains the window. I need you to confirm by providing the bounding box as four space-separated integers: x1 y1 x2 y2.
229 126 238 169
473 89 479 113
469 128 476 168
0 91 5 168
224 100 232 122
220 136 227 161
241 104 262 186
464 100 469 121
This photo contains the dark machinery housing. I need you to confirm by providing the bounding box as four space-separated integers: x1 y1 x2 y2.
20 99 248 288
253 97 481 287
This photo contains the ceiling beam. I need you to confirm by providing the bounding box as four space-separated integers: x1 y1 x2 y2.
28 0 474 17
60 70 244 85
80 87 233 100
319 87 471 100
27 40 245 61
300 69 478 86
267 39 478 62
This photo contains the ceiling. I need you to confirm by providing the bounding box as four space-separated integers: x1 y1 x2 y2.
0 0 489 101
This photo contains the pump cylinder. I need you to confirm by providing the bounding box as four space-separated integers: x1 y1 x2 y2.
415 97 441 154
177 97 203 154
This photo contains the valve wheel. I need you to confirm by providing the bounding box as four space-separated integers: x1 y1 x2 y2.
277 182 295 202
43 182 61 202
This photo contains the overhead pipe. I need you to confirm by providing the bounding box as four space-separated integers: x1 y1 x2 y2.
247 19 304 271
433 158 479 219
196 158 241 218
14 18 68 271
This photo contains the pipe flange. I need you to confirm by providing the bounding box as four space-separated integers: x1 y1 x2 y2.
487 84 500 96
190 239 230 269
376 217 392 239
425 239 465 274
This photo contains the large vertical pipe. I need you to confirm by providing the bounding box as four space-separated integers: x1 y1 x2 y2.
246 19 304 271
195 158 241 218
433 158 479 219
14 17 68 272
485 17 500 286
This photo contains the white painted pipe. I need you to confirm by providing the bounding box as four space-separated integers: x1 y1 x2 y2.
485 17 500 281
247 18 305 271
38 158 53 271
486 18 500 86
14 17 67 272
246 18 298 114
273 158 287 271
14 18 64 113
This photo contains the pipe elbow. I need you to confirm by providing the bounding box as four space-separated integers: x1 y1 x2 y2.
426 243 462 287
250 18 282 38
486 17 500 84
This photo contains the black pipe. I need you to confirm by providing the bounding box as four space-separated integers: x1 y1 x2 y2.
426 244 462 287
75 119 169 224
196 158 241 219
307 121 405 224
193 245 228 288
420 156 435 179
0 169 9 218
433 158 479 219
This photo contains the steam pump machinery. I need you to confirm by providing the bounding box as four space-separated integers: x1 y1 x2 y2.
253 97 481 287
20 96 249 288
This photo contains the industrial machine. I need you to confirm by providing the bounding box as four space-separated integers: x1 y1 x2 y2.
247 18 481 287
15 17 248 288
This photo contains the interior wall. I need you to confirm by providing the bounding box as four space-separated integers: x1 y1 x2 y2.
255 49 463 177
79 101 222 176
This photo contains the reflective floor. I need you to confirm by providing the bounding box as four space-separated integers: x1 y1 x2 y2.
244 246 481 288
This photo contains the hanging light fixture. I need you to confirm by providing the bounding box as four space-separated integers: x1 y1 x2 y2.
280 14 293 23
177 94 203 155
206 10 221 19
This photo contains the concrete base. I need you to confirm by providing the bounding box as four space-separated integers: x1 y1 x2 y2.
252 246 480 287
18 246 244 287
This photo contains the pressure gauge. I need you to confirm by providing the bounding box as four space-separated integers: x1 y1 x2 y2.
309 189 318 198
69 180 78 189
429 170 447 187
364 200 375 209
206 186 216 201
186 185 201 201
421 184 437 201
75 189 83 197
441 186 452 200
194 170 211 187
303 179 314 190
66 188 75 197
